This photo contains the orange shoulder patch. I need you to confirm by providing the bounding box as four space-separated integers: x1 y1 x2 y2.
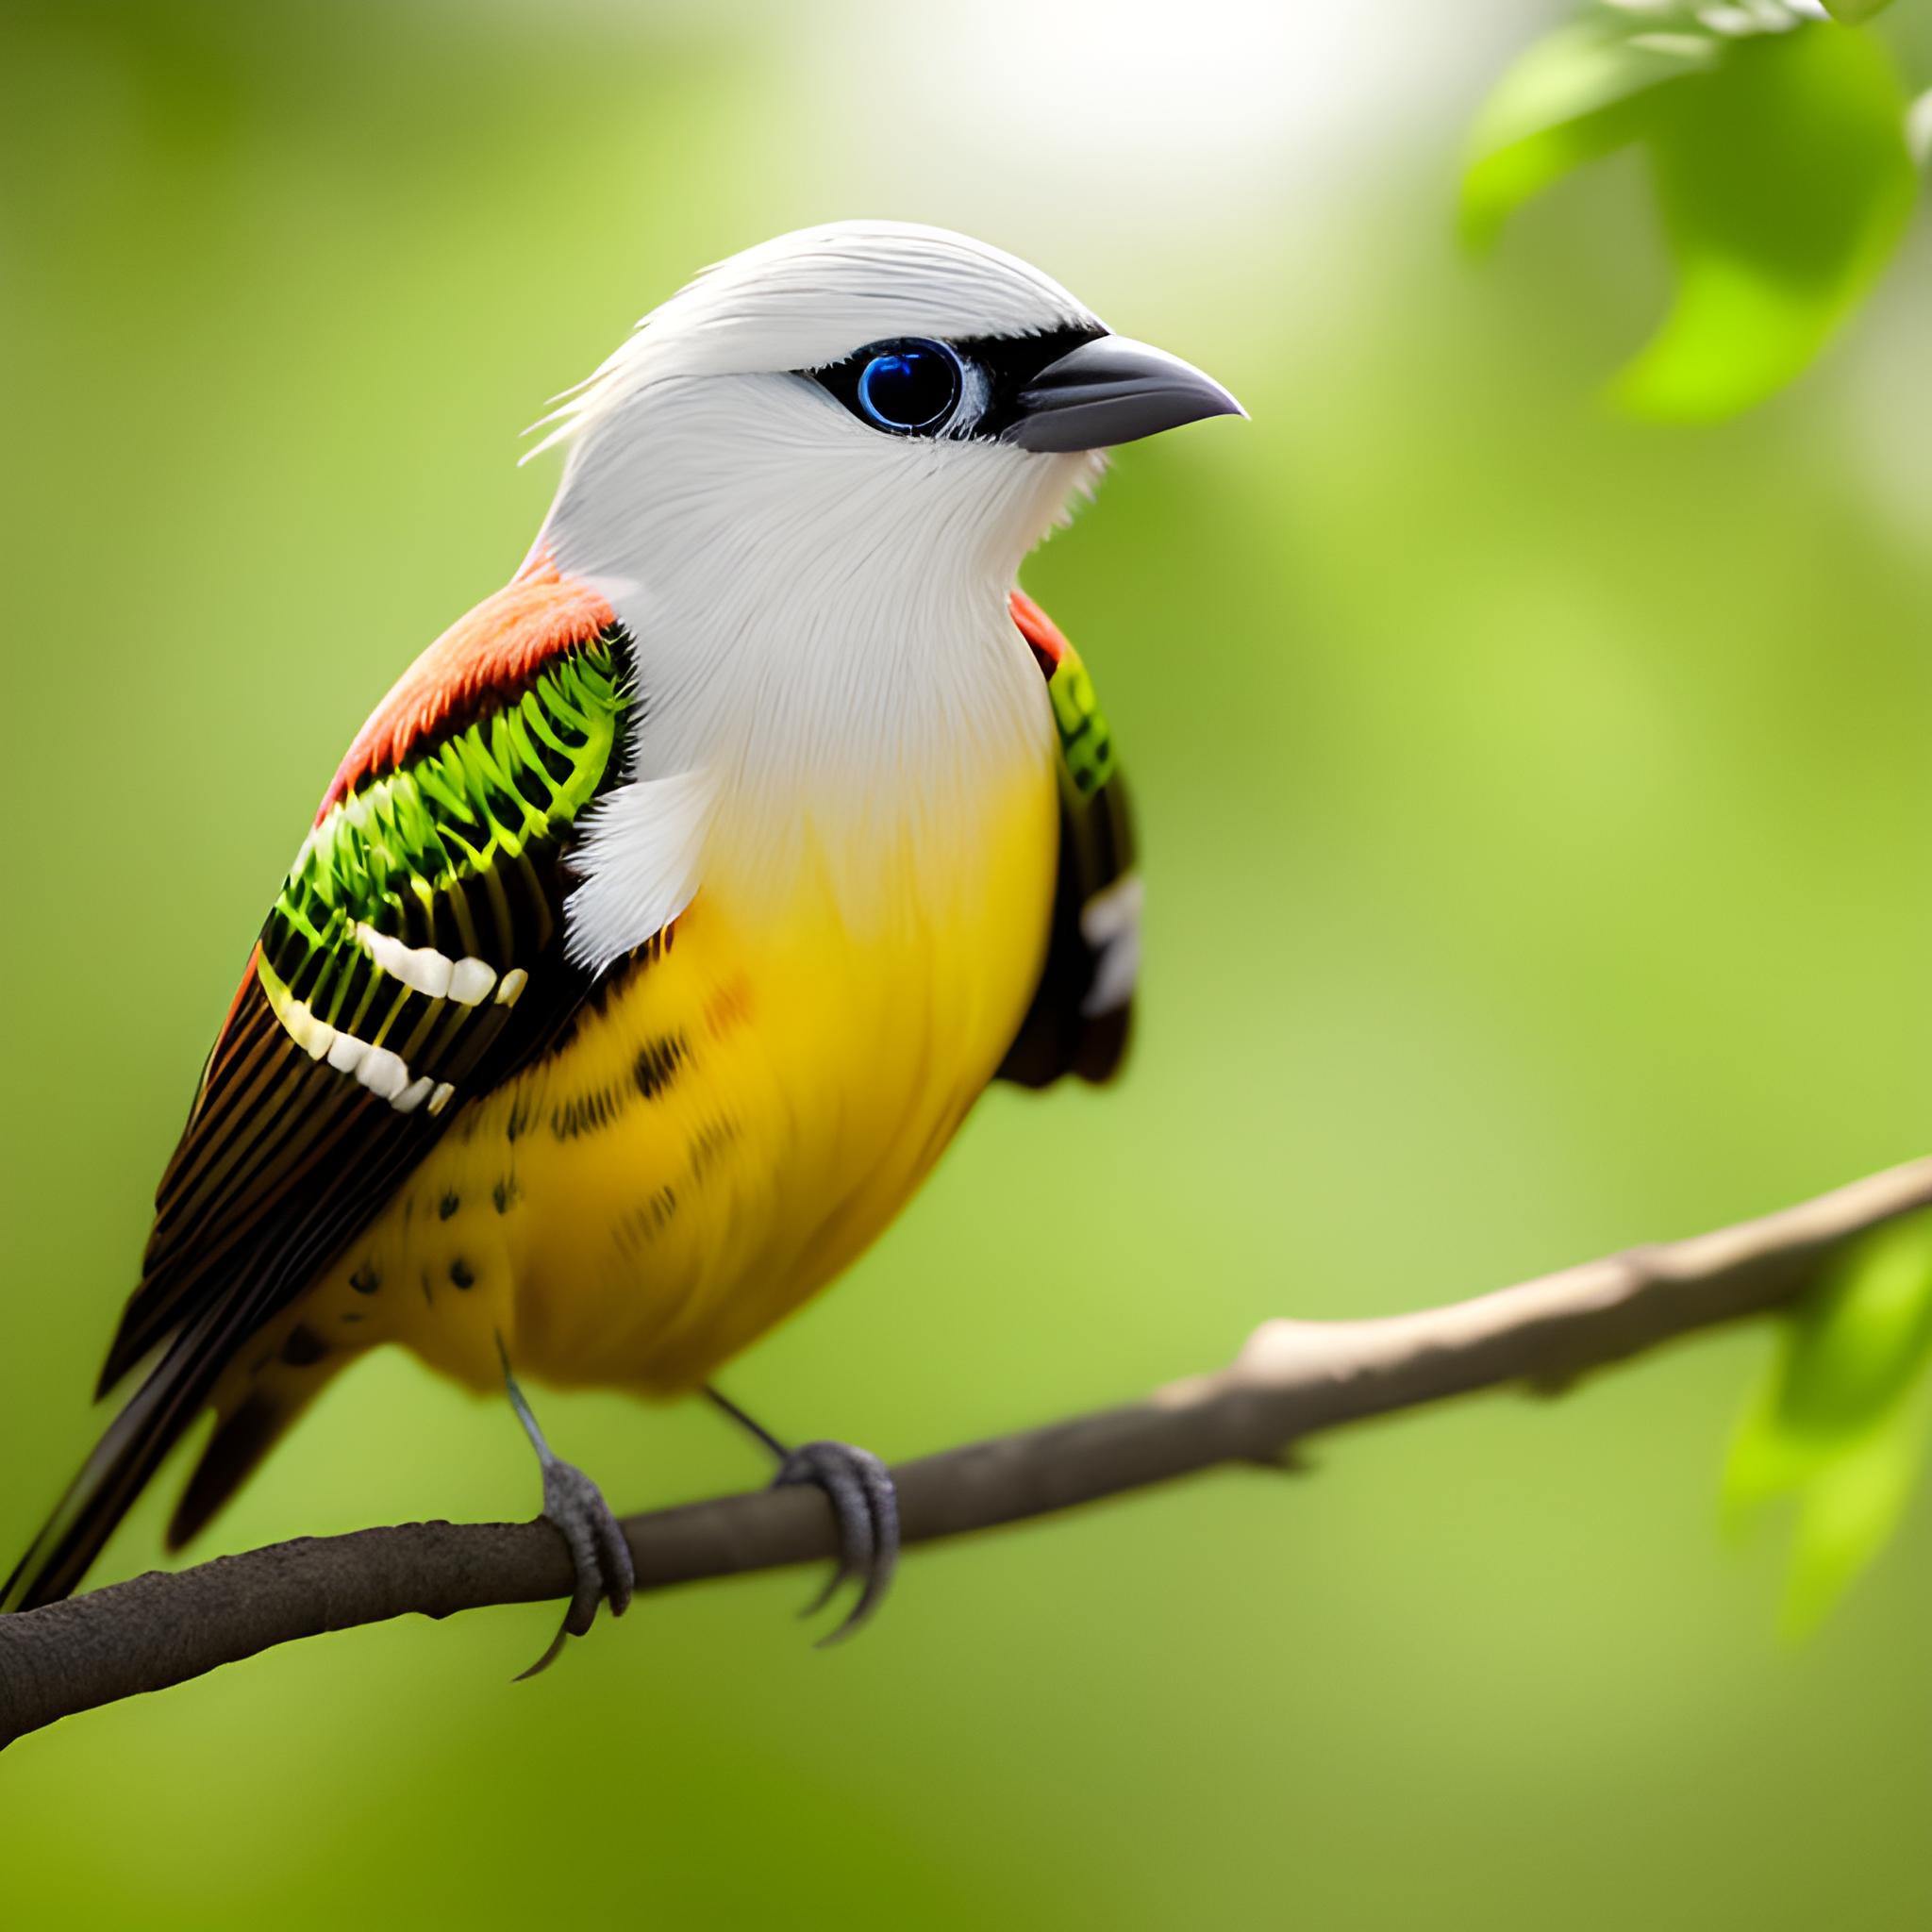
319 558 616 821
1008 587 1070 679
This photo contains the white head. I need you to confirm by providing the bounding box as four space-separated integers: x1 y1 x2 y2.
536 220 1239 633
537 221 1240 948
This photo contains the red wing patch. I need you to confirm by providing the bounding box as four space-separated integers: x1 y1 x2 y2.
1009 588 1069 680
318 558 615 821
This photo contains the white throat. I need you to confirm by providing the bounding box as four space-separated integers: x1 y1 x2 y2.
544 371 1099 967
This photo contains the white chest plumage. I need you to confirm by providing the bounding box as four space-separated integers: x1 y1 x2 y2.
546 354 1087 972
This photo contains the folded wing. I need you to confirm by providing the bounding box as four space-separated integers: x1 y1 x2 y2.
4 565 636 1610
998 591 1140 1089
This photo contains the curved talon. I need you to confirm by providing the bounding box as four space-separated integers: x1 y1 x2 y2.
774 1440 899 1646
515 1622 573 1684
514 1457 635 1681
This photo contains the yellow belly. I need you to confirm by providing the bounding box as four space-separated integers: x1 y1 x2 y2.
276 764 1058 1400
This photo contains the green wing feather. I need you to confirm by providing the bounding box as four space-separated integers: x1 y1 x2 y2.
272 640 624 1001
2 620 633 1613
118 631 631 1384
1000 636 1138 1089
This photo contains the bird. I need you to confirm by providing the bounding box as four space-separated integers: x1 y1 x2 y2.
2 220 1241 1664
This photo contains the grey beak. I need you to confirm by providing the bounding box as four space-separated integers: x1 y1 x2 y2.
1002 335 1245 453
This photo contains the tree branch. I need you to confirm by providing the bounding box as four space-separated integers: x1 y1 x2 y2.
6 1156 1930 1748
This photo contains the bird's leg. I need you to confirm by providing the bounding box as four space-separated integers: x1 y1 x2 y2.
499 1339 635 1679
703 1386 899 1645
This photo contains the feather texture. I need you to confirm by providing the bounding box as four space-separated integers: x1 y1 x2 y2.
6 221 1152 1611
321 560 614 814
999 593 1138 1087
2 575 637 1612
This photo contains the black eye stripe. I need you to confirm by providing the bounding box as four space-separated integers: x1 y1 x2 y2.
956 326 1108 391
807 325 1107 441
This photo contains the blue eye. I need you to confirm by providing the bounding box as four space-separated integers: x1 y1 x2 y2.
854 340 963 434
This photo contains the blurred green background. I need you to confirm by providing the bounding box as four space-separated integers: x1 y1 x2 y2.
5 0 1932 1924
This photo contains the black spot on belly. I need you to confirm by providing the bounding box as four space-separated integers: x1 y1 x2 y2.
506 1096 534 1142
450 1257 475 1290
611 1178 681 1259
688 1115 740 1182
492 1175 521 1215
280 1324 329 1368
438 1191 460 1221
550 1083 625 1141
350 1263 380 1296
634 1032 689 1100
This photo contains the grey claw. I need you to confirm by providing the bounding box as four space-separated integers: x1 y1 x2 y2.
515 1458 634 1679
514 1622 573 1684
774 1441 899 1645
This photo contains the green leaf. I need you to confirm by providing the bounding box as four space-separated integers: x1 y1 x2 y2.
1621 24 1917 417
1780 1392 1932 1637
1460 16 1719 252
1821 0 1894 24
1462 6 1917 419
1724 1211 1932 1635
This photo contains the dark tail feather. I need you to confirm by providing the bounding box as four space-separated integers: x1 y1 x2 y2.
2 1312 231 1613
167 1391 292 1550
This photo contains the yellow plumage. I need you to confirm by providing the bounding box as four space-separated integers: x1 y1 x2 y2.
227 764 1058 1418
